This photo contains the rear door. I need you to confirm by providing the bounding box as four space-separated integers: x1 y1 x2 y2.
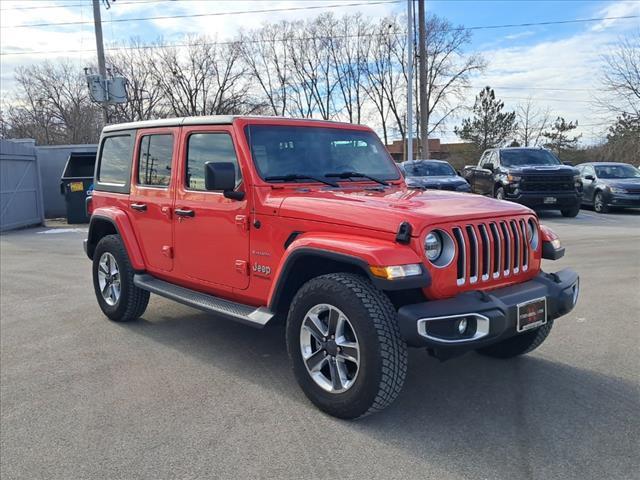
128 128 178 272
173 126 250 290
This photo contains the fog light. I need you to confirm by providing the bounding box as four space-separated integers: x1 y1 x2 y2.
457 318 468 335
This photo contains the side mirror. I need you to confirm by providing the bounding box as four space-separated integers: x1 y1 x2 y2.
584 174 595 181
484 163 495 172
204 162 244 200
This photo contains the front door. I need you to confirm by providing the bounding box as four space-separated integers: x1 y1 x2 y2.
129 129 177 272
582 165 597 202
173 126 250 290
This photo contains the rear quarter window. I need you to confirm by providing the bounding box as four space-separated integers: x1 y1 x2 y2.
95 132 134 193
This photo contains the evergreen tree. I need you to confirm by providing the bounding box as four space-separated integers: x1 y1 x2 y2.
542 117 581 155
454 86 517 152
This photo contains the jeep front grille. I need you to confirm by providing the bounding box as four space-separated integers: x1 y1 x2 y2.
452 219 530 286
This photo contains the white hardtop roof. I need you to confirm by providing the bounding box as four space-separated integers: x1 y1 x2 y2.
101 115 359 133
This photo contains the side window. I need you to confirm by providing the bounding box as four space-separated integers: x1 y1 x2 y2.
585 166 595 177
98 135 133 185
137 134 174 187
481 151 495 168
186 133 242 191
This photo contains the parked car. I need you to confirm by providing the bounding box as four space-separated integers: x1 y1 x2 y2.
576 162 640 213
462 147 582 217
399 159 471 192
84 116 578 419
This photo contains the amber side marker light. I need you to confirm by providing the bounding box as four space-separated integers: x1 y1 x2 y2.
369 264 422 280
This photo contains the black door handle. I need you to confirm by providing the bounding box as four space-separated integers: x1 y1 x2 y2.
175 208 195 217
131 203 147 212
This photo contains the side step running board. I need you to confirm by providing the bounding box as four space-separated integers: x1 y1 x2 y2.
133 274 273 328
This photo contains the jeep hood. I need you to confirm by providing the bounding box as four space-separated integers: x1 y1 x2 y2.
276 186 532 235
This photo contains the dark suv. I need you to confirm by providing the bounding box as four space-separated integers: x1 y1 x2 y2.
462 147 582 217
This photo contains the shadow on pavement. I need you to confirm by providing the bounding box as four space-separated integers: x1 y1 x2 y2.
122 310 639 479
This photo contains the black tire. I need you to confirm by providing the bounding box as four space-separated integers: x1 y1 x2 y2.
495 186 505 200
594 191 609 213
286 273 408 419
561 206 580 217
476 320 553 359
92 234 149 322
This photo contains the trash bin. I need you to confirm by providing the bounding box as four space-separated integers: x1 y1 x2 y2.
60 152 96 224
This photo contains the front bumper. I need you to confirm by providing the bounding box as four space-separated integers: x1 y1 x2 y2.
397 269 579 352
506 191 581 209
606 192 640 208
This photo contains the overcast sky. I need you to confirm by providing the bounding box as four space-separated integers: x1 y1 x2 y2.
1 0 638 143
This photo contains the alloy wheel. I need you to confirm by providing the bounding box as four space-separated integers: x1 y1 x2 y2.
299 303 360 394
97 252 121 306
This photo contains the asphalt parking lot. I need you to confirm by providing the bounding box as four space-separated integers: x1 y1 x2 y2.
1 209 639 480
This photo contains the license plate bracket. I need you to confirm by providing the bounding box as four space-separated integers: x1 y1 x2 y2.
517 297 547 332
543 196 557 204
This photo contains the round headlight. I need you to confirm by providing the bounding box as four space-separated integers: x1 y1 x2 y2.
425 231 443 261
526 222 534 242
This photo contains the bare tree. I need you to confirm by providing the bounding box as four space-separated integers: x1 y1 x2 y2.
239 22 293 116
326 14 372 124
598 31 640 119
287 15 340 120
421 15 486 144
107 38 167 122
516 97 551 146
150 36 255 117
3 61 101 144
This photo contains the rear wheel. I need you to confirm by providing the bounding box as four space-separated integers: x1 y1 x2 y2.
93 234 149 322
476 320 553 359
286 273 407 419
561 205 580 217
594 191 609 213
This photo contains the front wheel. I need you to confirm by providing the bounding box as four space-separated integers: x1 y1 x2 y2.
476 320 553 359
286 273 407 419
594 191 609 213
561 206 580 217
495 186 505 200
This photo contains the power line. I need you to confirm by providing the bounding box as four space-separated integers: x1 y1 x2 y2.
0 32 393 56
2 13 637 56
0 0 172 11
1 0 402 28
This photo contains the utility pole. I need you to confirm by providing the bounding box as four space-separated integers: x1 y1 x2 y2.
418 0 428 159
406 0 413 162
92 0 109 123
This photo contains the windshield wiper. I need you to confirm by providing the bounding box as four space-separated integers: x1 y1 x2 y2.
264 174 339 187
325 171 389 186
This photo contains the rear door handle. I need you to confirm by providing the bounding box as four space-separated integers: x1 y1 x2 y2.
131 203 147 212
175 208 195 217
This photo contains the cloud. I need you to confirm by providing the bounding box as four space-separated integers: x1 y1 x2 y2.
504 30 535 41
591 0 640 31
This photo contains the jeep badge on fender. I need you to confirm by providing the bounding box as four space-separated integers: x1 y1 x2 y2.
84 116 579 419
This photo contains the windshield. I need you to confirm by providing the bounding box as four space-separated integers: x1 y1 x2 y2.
403 161 455 177
594 164 640 179
245 125 400 183
500 149 561 167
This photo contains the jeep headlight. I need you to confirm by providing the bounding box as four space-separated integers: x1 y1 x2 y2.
425 232 443 261
424 230 455 267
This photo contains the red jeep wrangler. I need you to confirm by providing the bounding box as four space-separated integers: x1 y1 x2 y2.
84 116 579 419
